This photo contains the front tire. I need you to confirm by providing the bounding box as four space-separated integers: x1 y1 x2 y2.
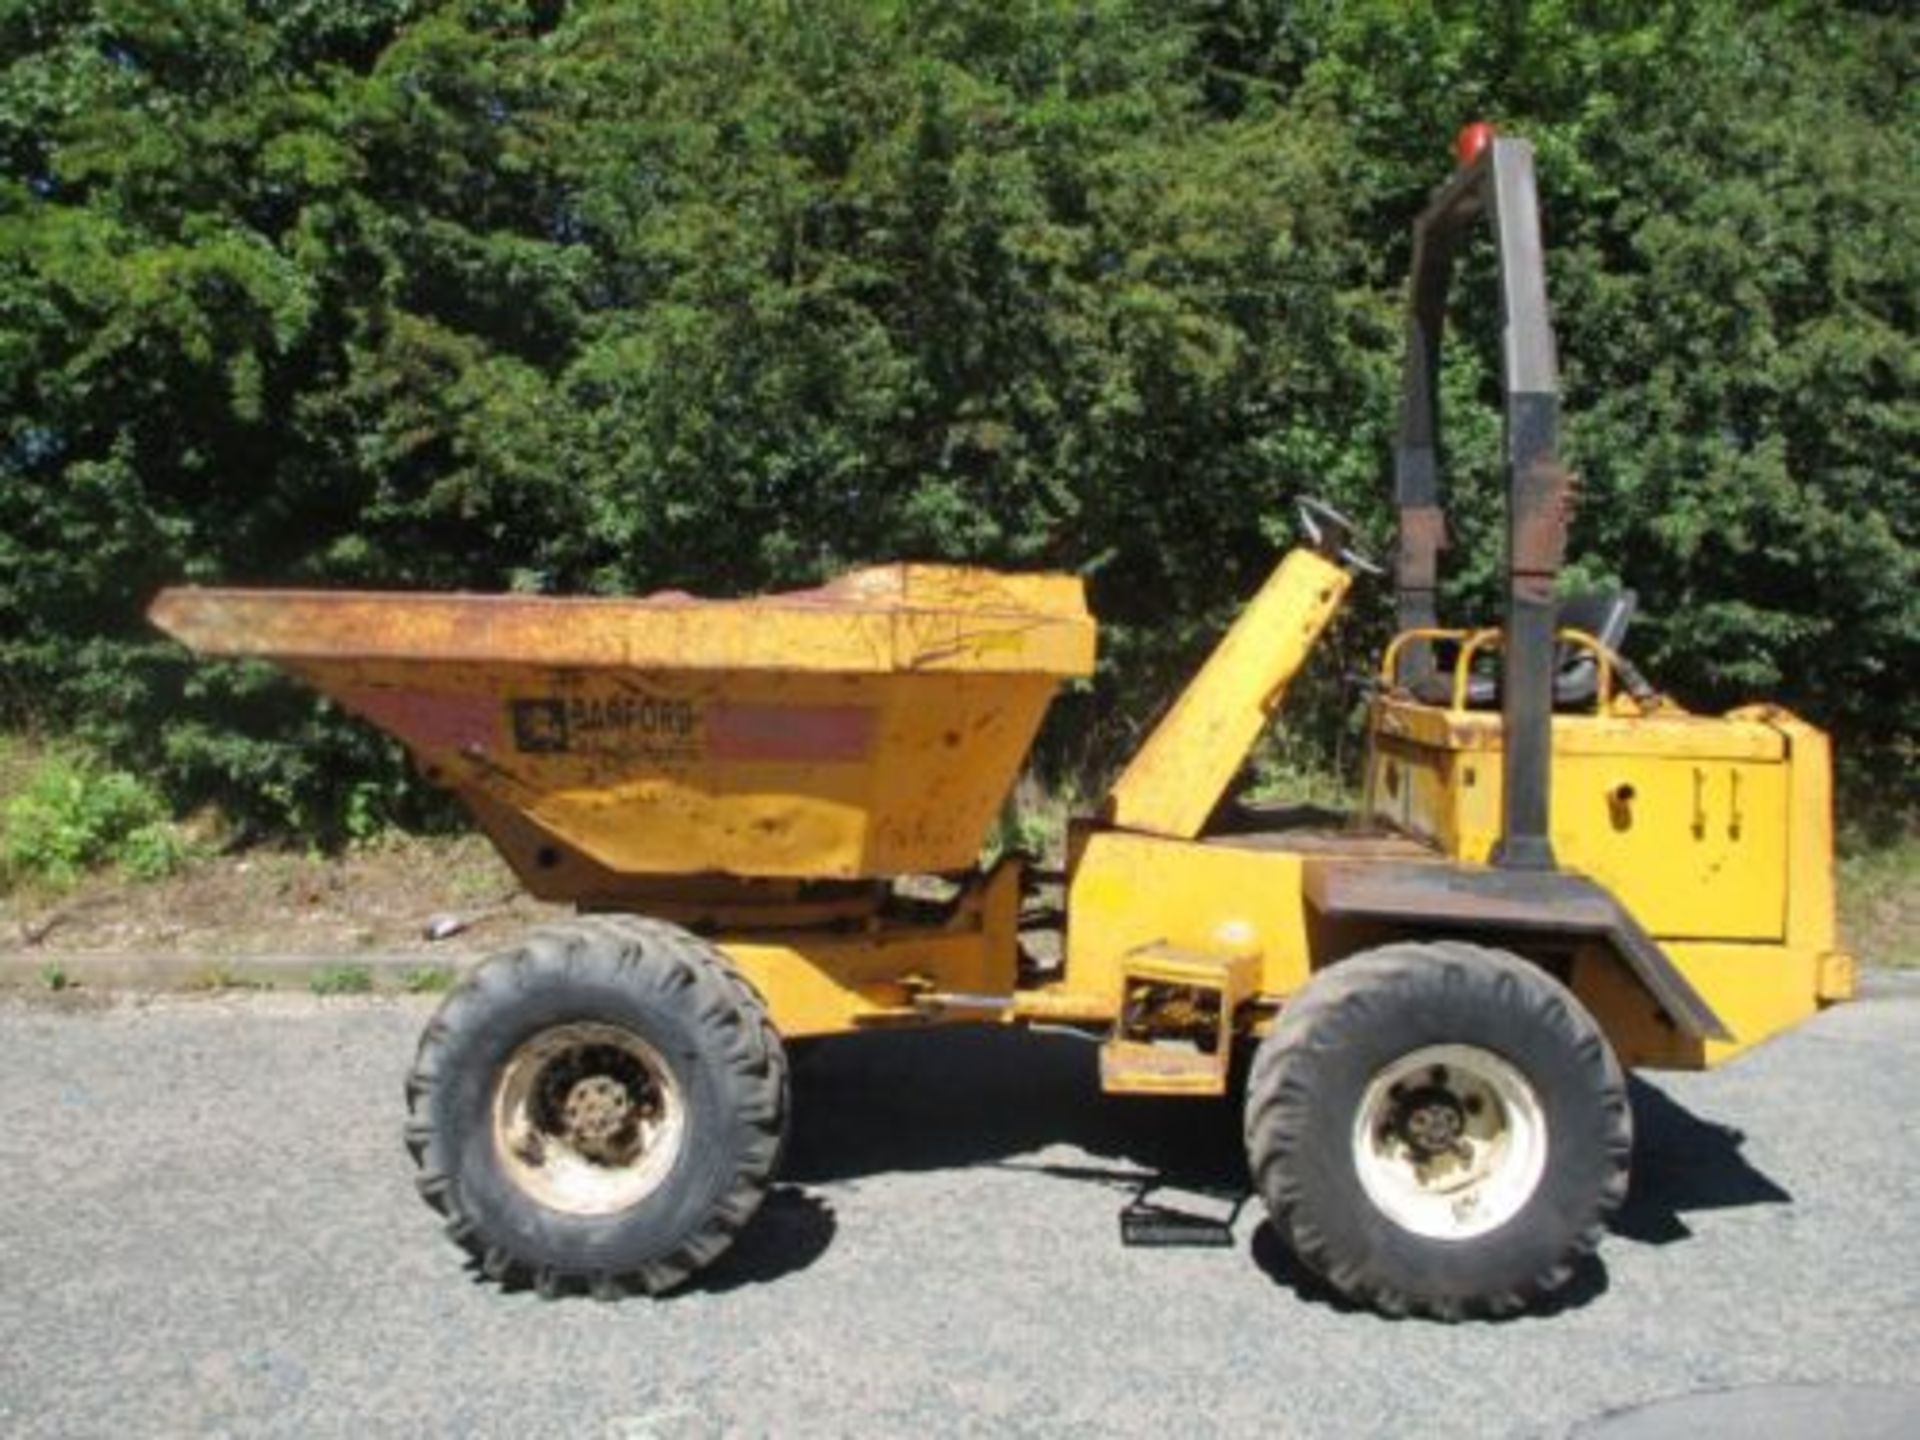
404 916 788 1298
1243 941 1630 1319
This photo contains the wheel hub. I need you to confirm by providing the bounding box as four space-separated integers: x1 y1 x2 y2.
1352 1044 1548 1241
1395 1084 1467 1158
493 1023 687 1216
561 1075 638 1160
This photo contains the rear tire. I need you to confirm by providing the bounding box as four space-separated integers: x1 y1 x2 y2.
1243 941 1630 1319
405 916 788 1298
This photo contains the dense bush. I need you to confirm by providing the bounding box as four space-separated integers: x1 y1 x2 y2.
1 744 190 882
1 1 1912 837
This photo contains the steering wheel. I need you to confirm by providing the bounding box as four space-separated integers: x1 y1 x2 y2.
1297 498 1383 576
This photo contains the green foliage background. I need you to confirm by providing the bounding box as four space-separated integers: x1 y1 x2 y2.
2 0 1913 839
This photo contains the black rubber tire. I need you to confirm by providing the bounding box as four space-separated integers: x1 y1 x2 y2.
1243 941 1631 1320
404 915 788 1299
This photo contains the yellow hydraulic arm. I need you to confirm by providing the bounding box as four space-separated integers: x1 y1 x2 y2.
1103 510 1359 839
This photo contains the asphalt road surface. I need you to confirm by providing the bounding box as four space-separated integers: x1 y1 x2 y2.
2 973 1916 1438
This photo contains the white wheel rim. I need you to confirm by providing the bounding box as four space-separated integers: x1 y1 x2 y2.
492 1023 686 1217
1351 1044 1547 1241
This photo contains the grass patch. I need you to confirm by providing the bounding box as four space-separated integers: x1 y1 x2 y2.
308 963 374 995
39 960 69 992
982 749 1359 870
192 963 269 992
400 964 456 994
0 734 42 806
1838 835 1919 969
1241 754 1358 812
445 846 513 904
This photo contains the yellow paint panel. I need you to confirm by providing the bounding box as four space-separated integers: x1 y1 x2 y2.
1557 757 1788 940
723 931 997 1038
1065 831 1317 1005
1665 941 1825 1065
283 664 1070 881
720 862 1022 1038
1749 709 1841 957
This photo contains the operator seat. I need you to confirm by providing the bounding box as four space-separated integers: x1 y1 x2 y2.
1549 589 1637 707
1410 589 1637 710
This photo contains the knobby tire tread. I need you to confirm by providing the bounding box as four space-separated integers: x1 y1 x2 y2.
404 915 789 1300
1243 941 1631 1321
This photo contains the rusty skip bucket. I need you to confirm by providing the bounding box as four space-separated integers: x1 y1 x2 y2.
149 564 1095 889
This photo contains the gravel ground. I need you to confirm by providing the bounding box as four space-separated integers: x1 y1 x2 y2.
0 974 1916 1438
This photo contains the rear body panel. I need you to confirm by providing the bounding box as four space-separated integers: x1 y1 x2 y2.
1356 696 1848 1065
1366 700 1791 942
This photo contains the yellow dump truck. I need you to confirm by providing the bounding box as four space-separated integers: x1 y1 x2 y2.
150 133 1851 1319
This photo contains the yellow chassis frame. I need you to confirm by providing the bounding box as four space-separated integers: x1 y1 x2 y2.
712 543 1851 1081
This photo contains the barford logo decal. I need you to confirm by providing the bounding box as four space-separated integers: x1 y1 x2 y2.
509 693 699 759
507 691 873 765
508 698 572 754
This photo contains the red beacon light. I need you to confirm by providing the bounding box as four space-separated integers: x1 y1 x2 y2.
1455 120 1496 168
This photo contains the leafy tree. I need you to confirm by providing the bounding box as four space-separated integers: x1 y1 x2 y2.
0 0 1911 836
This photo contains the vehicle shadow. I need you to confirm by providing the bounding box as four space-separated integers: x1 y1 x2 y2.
1608 1076 1792 1244
471 1186 839 1299
683 1185 837 1295
782 1026 1245 1191
772 1027 1794 1310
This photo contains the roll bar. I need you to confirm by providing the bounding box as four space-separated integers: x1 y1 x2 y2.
1392 134 1573 873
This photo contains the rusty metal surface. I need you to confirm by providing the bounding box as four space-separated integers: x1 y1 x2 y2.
1302 858 1729 1041
1510 460 1578 595
148 565 1096 885
1396 503 1447 591
1205 827 1433 859
148 564 1095 676
1368 697 1787 760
